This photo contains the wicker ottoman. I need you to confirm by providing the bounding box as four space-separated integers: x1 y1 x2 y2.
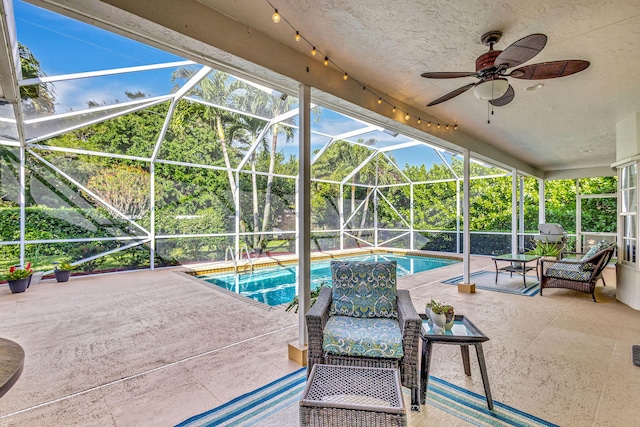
299 364 407 427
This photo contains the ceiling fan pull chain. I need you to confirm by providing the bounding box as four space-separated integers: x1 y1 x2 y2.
487 101 490 124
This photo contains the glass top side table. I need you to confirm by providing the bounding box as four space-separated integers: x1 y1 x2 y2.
420 314 493 410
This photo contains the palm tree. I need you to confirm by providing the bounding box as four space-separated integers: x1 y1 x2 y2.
230 85 296 251
171 69 243 208
19 43 55 116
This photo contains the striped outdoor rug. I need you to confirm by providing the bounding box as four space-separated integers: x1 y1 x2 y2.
176 368 557 427
443 270 541 297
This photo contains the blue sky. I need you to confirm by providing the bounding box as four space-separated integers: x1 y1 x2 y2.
15 1 181 75
15 1 185 112
14 0 444 170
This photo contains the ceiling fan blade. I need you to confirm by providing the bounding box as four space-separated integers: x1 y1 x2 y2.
489 85 515 106
494 33 547 69
426 83 476 107
509 60 590 80
421 71 478 79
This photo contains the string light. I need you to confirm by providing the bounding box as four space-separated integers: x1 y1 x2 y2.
266 2 457 131
272 9 281 23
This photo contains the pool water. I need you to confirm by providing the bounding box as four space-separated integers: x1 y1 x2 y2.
199 253 457 306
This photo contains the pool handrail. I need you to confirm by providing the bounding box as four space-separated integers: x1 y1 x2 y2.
225 247 237 272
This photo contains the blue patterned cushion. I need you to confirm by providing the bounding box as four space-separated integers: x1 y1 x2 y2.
323 315 404 359
546 266 592 281
329 260 398 319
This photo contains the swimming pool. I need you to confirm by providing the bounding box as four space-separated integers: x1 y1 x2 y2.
198 253 457 306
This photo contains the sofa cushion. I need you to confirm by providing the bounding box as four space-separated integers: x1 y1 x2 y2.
323 315 404 359
329 260 398 319
545 265 592 282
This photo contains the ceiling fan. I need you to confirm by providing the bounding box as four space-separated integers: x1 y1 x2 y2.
421 31 590 107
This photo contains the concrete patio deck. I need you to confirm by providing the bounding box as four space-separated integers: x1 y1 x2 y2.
0 255 637 426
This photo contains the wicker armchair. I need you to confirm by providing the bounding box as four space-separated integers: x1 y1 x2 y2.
306 260 421 410
540 242 615 302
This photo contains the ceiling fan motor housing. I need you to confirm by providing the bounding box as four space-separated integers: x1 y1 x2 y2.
476 50 501 72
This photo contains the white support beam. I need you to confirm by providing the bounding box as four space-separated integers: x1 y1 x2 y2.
297 83 311 347
512 168 518 254
462 150 471 283
19 60 195 86
539 178 545 224
149 163 155 269
519 175 525 251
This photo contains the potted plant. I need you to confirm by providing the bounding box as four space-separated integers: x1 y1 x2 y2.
429 301 447 333
54 261 75 283
442 304 455 330
528 239 562 260
286 283 325 313
2 263 33 293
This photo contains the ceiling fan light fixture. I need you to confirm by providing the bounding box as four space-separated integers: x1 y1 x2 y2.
473 78 509 100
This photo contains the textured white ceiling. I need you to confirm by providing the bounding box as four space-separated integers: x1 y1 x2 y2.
196 0 640 174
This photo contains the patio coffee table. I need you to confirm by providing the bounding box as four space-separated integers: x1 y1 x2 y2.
299 364 407 427
492 253 541 286
420 314 493 410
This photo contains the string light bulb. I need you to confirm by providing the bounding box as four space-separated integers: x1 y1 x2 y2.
272 9 281 23
264 4 461 132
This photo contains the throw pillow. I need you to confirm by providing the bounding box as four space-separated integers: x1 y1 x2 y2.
329 260 398 319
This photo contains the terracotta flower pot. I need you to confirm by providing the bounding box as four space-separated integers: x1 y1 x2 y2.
8 277 29 293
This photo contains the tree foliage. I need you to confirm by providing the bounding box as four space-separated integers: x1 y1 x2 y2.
0 49 619 266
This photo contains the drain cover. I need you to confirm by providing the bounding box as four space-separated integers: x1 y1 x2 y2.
633 345 640 367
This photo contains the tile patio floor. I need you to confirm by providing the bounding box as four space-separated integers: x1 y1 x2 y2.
0 254 637 426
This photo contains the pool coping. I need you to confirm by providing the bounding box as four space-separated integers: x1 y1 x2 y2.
184 248 462 277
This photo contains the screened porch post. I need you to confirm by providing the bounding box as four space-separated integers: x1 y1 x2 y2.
410 183 414 250
512 168 518 254
150 163 155 269
456 179 461 254
519 176 525 252
462 149 471 283
297 83 311 346
539 178 546 224
19 145 25 267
